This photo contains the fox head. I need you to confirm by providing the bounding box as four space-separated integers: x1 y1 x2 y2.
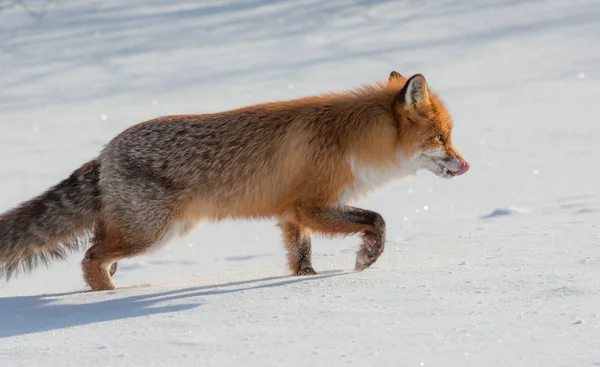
388 71 469 179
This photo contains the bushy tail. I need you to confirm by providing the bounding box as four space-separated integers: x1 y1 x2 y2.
0 159 101 279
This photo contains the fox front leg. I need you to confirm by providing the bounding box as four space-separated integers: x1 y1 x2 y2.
293 205 386 271
278 220 317 276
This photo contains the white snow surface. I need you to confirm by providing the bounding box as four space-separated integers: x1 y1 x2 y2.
1 0 600 366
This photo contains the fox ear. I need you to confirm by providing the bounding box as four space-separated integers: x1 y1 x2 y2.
388 71 405 83
400 74 429 108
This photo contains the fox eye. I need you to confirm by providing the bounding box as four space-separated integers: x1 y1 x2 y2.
436 134 445 144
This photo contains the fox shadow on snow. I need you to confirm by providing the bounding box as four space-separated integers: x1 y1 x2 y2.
0 270 346 338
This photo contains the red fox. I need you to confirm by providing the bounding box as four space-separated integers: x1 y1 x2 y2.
0 71 469 291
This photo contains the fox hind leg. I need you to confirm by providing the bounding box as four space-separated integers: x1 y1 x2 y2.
81 221 171 291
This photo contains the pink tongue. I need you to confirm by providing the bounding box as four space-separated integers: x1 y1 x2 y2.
456 160 470 175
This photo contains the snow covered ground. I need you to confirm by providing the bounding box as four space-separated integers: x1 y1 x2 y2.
1 0 600 365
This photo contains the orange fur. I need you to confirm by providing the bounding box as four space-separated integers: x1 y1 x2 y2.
0 70 469 290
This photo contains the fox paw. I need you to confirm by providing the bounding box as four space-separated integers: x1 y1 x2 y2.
294 266 317 276
355 247 383 271
109 262 118 276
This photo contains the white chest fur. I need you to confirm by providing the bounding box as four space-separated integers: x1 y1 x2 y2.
339 154 421 204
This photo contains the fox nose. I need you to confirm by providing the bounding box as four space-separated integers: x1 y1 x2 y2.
456 160 470 175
